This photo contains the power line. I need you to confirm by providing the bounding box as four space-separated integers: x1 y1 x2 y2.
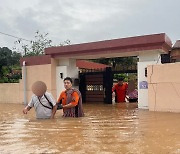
0 31 31 42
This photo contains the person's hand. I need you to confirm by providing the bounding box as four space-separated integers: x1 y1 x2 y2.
112 92 115 98
50 115 55 119
23 108 28 114
56 103 63 110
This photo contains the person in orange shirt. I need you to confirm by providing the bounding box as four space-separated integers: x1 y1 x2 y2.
112 77 128 103
57 77 84 117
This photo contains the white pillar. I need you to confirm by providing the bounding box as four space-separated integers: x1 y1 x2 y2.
22 61 27 105
56 58 79 98
138 51 161 109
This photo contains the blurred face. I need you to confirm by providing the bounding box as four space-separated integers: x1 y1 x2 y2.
118 80 123 86
32 81 47 97
64 80 72 90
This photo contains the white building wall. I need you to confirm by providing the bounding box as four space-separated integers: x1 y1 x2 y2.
66 59 79 79
138 51 161 109
56 59 79 98
56 66 67 98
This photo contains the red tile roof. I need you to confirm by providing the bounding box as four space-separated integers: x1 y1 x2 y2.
76 60 111 69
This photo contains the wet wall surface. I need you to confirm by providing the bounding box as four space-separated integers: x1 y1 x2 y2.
0 103 179 154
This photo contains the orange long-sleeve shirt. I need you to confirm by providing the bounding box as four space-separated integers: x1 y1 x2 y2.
57 91 79 106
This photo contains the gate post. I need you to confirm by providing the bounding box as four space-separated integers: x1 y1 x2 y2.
104 67 113 104
79 73 86 103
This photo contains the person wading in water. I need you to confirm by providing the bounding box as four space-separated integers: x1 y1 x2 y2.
56 77 84 117
23 81 57 119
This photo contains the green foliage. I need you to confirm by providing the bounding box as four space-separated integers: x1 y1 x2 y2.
0 47 12 67
110 57 136 68
93 58 110 65
92 57 137 70
128 73 137 81
0 66 21 83
91 56 138 84
113 73 137 88
0 30 71 83
113 73 128 82
0 47 22 83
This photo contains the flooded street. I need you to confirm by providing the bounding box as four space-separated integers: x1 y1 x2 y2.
0 103 179 154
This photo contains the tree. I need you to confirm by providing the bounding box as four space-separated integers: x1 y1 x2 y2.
0 31 70 83
92 56 137 70
0 47 12 78
14 30 71 57
0 47 22 82
14 31 52 56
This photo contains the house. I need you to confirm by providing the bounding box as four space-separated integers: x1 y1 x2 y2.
1 33 180 112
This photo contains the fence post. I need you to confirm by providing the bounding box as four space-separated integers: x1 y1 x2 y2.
79 73 86 103
104 67 113 104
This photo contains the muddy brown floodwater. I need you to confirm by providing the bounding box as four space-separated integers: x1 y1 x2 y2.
0 103 179 154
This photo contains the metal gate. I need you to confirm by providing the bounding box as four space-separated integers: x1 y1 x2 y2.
79 67 112 104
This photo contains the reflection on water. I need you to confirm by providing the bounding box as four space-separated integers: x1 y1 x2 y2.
0 103 179 154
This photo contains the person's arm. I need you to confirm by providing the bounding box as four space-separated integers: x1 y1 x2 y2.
56 92 64 108
112 85 116 98
62 103 75 108
47 93 58 119
23 97 34 114
57 92 63 103
124 83 128 101
50 105 57 119
112 84 116 93
125 83 128 95
23 105 31 114
62 92 79 109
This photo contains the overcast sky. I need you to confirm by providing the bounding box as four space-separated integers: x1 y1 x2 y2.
0 0 180 50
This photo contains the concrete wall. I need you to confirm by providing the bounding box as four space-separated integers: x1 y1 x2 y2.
21 60 58 104
147 62 180 112
22 64 51 103
0 58 58 104
0 58 78 105
0 80 23 104
138 50 161 109
50 58 58 100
